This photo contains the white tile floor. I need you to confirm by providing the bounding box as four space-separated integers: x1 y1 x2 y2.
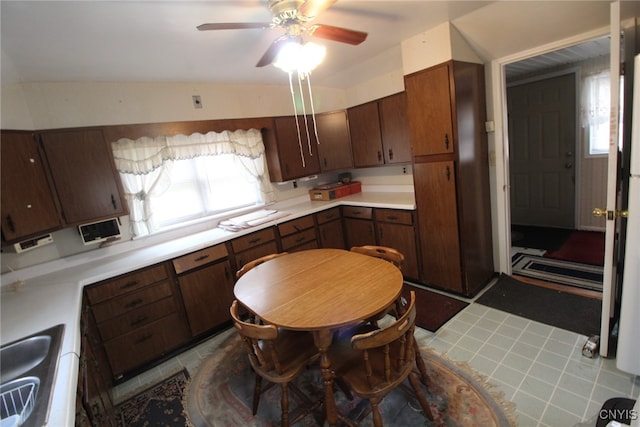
113 284 639 427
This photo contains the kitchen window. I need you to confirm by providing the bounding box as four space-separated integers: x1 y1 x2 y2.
112 129 275 237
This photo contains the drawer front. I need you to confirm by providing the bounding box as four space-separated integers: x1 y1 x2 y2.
231 228 276 253
315 207 341 224
91 281 173 323
172 243 228 275
374 209 413 225
97 297 178 341
278 215 314 237
342 206 373 219
86 264 168 305
281 228 317 251
234 241 279 272
104 312 189 378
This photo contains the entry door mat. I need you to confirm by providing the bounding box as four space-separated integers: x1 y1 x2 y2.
476 273 601 336
544 230 605 266
403 283 468 332
115 368 190 427
512 252 603 291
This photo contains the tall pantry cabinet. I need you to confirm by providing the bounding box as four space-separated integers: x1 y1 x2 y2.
405 60 494 296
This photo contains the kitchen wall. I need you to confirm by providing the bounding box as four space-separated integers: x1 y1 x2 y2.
0 69 413 273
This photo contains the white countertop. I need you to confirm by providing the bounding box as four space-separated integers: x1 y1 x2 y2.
0 188 415 426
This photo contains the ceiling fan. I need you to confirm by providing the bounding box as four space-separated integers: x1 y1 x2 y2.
197 0 368 68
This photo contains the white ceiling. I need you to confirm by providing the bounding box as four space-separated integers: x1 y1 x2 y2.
1 1 612 88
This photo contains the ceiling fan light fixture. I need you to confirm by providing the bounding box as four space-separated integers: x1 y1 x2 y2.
273 40 326 74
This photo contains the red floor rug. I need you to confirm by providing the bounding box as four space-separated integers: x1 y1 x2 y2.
544 230 605 266
402 283 469 332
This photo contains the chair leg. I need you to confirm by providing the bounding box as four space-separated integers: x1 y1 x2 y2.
408 372 434 421
413 336 430 386
252 375 262 415
281 383 290 427
370 398 383 427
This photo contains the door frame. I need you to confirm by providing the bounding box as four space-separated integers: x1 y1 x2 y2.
490 26 609 275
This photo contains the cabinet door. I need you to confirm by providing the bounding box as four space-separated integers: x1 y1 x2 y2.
273 116 321 180
315 110 353 171
40 129 127 225
343 218 376 248
405 63 454 156
318 219 345 249
377 222 419 280
348 102 384 167
413 161 462 293
379 92 412 164
178 260 235 337
1 131 62 241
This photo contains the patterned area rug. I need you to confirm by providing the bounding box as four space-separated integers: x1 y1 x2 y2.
116 368 190 427
512 252 603 291
184 333 517 426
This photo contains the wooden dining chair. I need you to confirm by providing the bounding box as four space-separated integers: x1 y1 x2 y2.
350 246 431 388
236 252 288 279
327 291 434 426
229 300 322 427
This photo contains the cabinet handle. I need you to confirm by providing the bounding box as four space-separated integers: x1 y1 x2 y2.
194 254 209 262
323 158 328 167
224 266 230 280
293 225 301 232
120 280 139 290
125 298 143 309
446 166 451 181
387 215 398 221
5 215 15 232
130 316 148 327
379 228 384 240
444 133 450 150
135 333 152 345
110 194 117 210
248 237 261 245
377 151 382 162
295 236 305 243
388 149 394 160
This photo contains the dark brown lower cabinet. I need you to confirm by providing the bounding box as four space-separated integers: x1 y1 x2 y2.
177 260 235 337
375 209 420 280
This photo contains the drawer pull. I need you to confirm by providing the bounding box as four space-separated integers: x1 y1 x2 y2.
295 236 305 243
387 215 398 221
120 280 139 290
135 333 152 345
125 298 144 309
248 237 261 245
294 225 301 232
130 316 148 327
194 254 210 262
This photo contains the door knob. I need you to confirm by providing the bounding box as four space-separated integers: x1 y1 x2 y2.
593 208 629 219
565 161 573 169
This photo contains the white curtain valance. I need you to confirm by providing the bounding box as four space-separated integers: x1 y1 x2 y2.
111 128 266 175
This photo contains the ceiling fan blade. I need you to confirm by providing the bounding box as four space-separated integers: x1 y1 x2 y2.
256 37 291 67
298 0 338 20
307 24 367 45
197 22 269 31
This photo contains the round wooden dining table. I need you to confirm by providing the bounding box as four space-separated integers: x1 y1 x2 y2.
234 248 404 425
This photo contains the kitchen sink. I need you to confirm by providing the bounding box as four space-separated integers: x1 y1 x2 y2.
0 324 64 427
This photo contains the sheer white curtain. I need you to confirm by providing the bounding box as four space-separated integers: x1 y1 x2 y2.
580 57 611 155
111 128 274 237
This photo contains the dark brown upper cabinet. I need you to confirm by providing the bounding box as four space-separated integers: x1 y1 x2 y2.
40 128 127 225
315 110 353 172
1 130 63 242
349 92 411 167
269 116 321 181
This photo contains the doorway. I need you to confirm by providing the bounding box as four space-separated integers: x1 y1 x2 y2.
505 37 609 292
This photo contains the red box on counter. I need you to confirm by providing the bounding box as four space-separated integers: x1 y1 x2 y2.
309 181 361 201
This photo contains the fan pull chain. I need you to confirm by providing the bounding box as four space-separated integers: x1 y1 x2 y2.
306 73 320 145
296 71 313 156
288 71 305 168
